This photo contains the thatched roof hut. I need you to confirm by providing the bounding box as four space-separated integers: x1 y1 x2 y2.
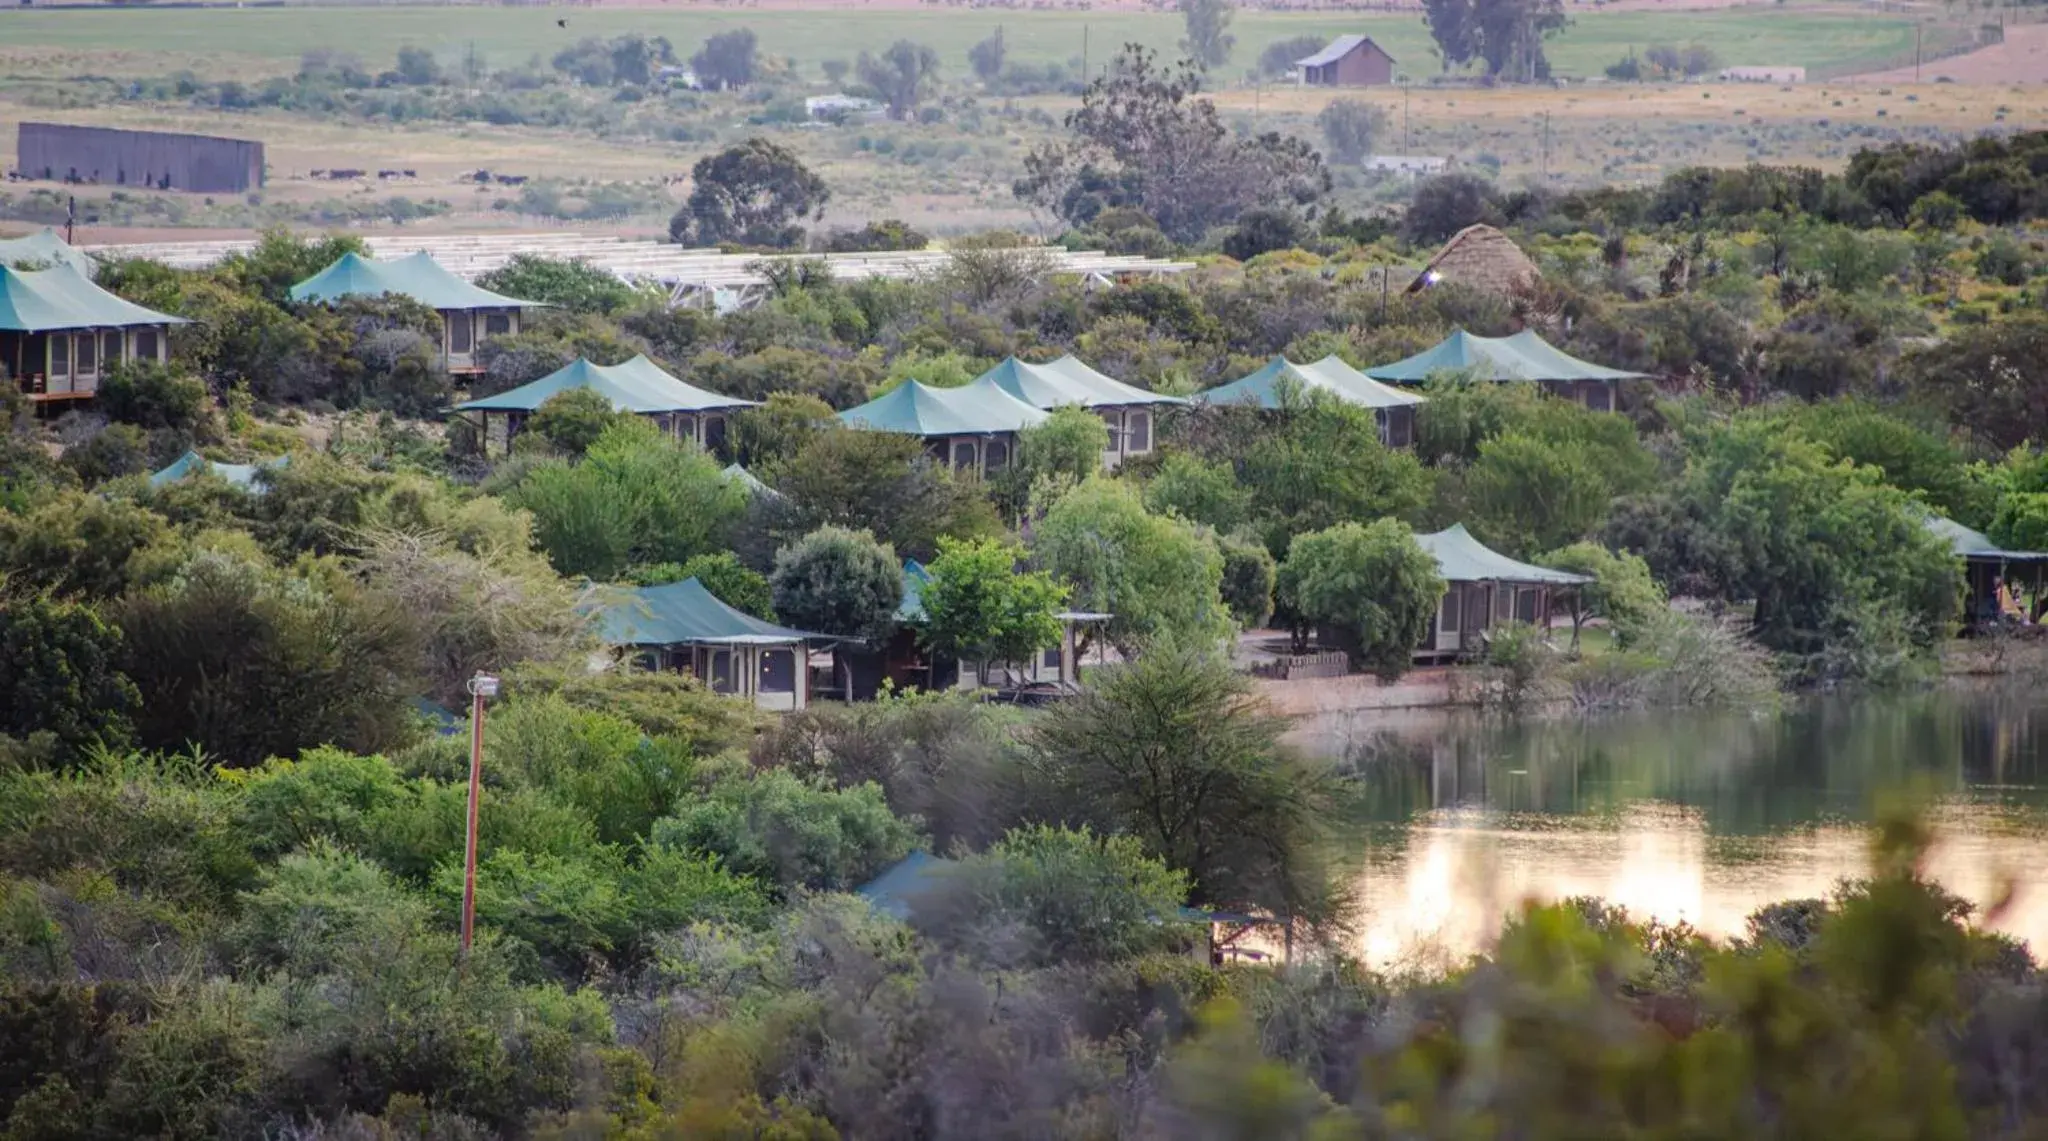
1407 223 1540 297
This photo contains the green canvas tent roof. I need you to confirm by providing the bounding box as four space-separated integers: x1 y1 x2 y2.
1415 524 1592 585
1923 514 2048 562
1364 329 1648 385
897 558 932 623
1198 355 1427 411
973 355 1184 410
288 250 539 310
856 851 955 920
839 377 1050 437
0 227 94 275
147 449 287 490
453 355 755 415
0 263 185 333
722 463 778 498
597 577 822 647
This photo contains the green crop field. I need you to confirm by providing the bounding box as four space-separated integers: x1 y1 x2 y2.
0 3 1948 84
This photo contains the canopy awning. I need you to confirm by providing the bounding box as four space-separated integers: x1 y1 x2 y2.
1198 355 1427 411
1415 523 1592 585
1365 329 1647 385
0 263 186 333
454 355 754 415
0 227 95 275
289 250 540 310
597 577 822 647
839 377 1049 437
1923 514 2048 562
973 354 1184 410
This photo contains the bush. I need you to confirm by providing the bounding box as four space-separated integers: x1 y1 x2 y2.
650 766 921 894
1279 520 1443 681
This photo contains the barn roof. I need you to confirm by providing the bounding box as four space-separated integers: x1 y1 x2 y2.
0 227 94 275
838 378 1050 437
1296 34 1393 67
973 355 1183 410
1199 355 1426 410
453 355 754 415
1415 524 1592 585
1407 223 1540 297
596 577 821 647
0 262 186 333
1364 329 1647 385
289 250 539 310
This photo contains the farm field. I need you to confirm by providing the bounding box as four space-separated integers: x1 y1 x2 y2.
0 2 1960 83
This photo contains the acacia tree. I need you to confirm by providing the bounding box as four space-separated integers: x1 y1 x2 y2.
691 28 759 90
1032 477 1232 657
1536 542 1666 653
968 27 1007 86
671 138 830 248
857 40 940 120
1178 0 1235 70
1016 46 1329 241
1279 519 1444 680
769 526 904 646
1318 99 1390 165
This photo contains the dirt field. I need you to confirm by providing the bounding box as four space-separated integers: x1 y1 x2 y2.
1851 22 2048 83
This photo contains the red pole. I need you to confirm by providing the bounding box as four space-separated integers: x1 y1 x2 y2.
460 682 485 957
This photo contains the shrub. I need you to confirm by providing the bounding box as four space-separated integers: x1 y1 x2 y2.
650 766 921 894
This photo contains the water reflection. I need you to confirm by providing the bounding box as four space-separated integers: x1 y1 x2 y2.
1300 686 2048 967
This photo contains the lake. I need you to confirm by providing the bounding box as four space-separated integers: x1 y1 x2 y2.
1299 685 2048 968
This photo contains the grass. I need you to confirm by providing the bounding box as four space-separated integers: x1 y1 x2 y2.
0 3 1944 83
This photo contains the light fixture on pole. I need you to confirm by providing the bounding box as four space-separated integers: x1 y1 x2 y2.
460 671 500 958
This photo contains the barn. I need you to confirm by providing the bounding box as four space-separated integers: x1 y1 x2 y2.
16 123 264 193
1295 35 1397 88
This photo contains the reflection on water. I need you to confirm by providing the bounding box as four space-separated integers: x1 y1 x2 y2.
1301 686 2048 967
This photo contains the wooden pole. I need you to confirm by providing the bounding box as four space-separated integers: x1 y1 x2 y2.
460 678 489 958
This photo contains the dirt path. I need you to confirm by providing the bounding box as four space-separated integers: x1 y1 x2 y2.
1848 22 2048 83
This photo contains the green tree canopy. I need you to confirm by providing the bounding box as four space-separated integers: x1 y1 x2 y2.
920 536 1067 675
0 587 139 761
769 525 903 645
1279 519 1445 681
1536 541 1667 652
1032 477 1232 655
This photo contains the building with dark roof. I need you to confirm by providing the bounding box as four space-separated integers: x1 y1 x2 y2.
1295 35 1396 87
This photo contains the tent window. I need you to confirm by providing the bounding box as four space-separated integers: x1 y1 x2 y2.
759 649 796 694
709 650 735 694
950 439 978 471
1042 646 1062 669
1099 410 1123 450
49 335 68 377
135 329 159 360
674 414 696 442
76 332 96 375
1516 587 1541 624
984 439 1011 471
1439 589 1462 633
1585 383 1614 412
1126 411 1152 453
484 313 512 337
1493 585 1514 622
102 331 123 365
448 313 473 355
704 415 728 453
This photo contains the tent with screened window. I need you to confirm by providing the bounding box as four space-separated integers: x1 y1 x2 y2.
971 355 1183 468
452 355 753 456
837 377 1049 476
1364 329 1646 411
1197 355 1426 447
596 577 825 712
1 262 183 405
1414 524 1589 659
289 250 541 374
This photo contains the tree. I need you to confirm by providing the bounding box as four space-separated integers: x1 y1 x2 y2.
857 40 940 121
763 429 1001 563
1179 0 1236 70
394 45 442 86
1032 477 1233 656
630 551 776 619
671 138 830 249
1016 46 1329 241
1279 520 1444 680
822 57 850 85
770 526 904 646
651 767 920 893
1145 451 1250 534
1404 172 1503 243
510 418 749 580
1217 532 1277 629
1423 0 1567 80
1257 34 1325 77
920 536 1066 678
0 588 139 760
968 27 1007 85
691 28 758 90
1317 98 1389 165
730 393 834 471
1014 405 1111 492
1901 315 2048 452
1466 431 1615 558
1026 648 1343 925
0 492 180 601
116 551 419 766
1536 542 1666 653
526 387 628 457
474 255 646 315
1239 397 1433 558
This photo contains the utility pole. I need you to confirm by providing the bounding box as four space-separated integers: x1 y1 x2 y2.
1082 25 1089 87
64 196 75 245
1403 82 1412 152
1539 112 1550 180
459 671 500 959
1915 24 1923 83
